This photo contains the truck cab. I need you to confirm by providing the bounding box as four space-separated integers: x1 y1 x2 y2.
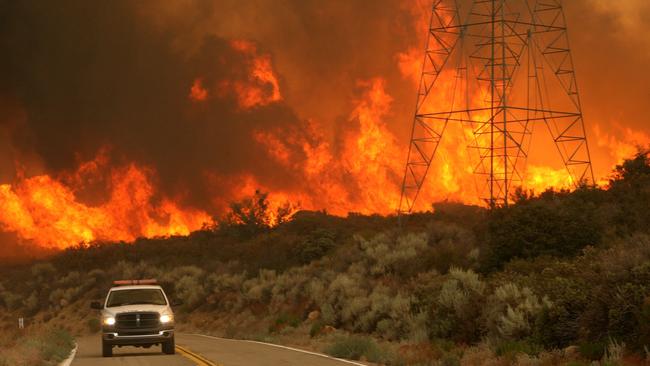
90 279 179 357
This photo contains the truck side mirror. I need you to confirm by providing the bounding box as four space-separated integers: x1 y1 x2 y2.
90 301 103 309
171 299 183 306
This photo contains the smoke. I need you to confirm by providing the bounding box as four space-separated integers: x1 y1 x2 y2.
565 0 650 144
0 0 425 205
0 0 648 251
0 1 314 210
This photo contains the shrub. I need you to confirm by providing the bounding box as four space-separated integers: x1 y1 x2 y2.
269 313 301 333
175 275 206 310
296 229 337 264
608 151 650 235
354 284 412 339
324 335 381 361
603 338 625 365
578 341 606 361
493 340 543 357
320 303 337 325
31 263 56 281
432 268 485 343
406 311 429 343
15 327 75 365
484 190 602 270
162 265 206 309
426 221 479 273
460 344 498 366
205 271 246 310
40 328 74 363
310 320 325 338
320 271 368 327
0 290 22 311
243 269 276 303
439 353 460 366
484 283 550 341
358 233 427 276
268 267 311 312
24 291 42 315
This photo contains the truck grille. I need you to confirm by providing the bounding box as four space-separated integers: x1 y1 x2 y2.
115 312 159 330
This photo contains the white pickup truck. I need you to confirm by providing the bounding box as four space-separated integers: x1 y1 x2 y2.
90 279 181 357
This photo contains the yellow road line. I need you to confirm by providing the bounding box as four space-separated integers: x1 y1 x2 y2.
176 344 222 366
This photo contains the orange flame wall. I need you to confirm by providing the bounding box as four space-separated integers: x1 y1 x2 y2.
0 0 648 251
0 158 211 249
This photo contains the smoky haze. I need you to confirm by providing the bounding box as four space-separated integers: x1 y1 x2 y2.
0 0 648 254
0 1 311 211
0 0 425 211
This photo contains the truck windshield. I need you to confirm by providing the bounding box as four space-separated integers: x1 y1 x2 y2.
106 289 167 307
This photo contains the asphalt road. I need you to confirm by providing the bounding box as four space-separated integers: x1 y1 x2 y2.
71 333 365 366
70 334 193 366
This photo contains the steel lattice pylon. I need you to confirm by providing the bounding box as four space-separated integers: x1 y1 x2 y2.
398 0 594 213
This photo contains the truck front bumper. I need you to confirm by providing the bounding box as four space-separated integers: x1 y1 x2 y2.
102 328 174 346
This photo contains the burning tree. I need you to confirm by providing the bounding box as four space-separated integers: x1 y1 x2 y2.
221 190 296 236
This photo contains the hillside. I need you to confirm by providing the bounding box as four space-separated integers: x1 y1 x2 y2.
1 152 650 366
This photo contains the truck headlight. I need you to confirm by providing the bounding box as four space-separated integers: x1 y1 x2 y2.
103 317 116 326
160 314 173 324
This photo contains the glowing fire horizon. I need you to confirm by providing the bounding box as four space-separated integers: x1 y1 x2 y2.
0 1 648 251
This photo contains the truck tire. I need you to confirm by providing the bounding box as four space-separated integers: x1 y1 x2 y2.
102 340 112 357
162 336 175 355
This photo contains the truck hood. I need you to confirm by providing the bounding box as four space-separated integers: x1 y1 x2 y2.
102 304 170 317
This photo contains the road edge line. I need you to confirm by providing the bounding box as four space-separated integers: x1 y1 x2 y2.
58 341 78 366
186 333 367 366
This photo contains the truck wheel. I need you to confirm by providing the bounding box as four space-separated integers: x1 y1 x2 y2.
102 340 113 357
162 336 175 355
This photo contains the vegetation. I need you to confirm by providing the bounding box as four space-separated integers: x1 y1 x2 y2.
324 335 384 361
0 327 74 366
1 151 650 365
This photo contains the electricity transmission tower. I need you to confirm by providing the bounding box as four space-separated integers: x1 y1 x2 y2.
398 0 594 213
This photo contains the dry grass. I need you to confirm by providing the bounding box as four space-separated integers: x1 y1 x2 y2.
0 323 73 366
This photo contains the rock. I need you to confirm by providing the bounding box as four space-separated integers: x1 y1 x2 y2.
307 310 320 321
322 325 336 334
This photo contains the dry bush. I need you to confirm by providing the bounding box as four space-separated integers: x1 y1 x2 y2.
111 260 162 282
484 283 551 341
513 353 541 366
175 275 206 309
358 233 427 275
268 267 310 312
460 343 499 366
23 291 39 315
406 311 430 343
315 269 369 327
0 327 74 366
432 268 485 343
31 263 56 281
243 269 276 303
324 334 386 362
307 277 327 305
426 221 480 273
0 289 22 311
353 284 412 339
603 338 625 365
205 271 247 310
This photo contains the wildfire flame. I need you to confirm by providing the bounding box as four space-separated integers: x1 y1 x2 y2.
189 78 208 101
0 1 648 253
228 40 282 108
0 154 211 249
